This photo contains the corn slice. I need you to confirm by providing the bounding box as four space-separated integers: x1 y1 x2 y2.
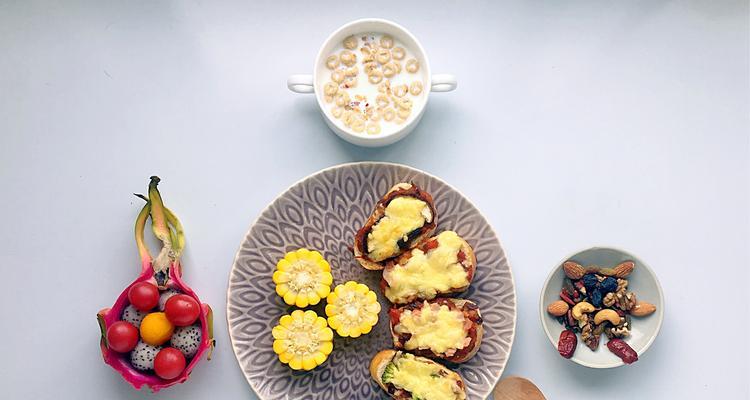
325 281 381 338
272 310 334 371
273 249 333 308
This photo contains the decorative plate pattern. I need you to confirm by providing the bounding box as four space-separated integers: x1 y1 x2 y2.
227 162 516 399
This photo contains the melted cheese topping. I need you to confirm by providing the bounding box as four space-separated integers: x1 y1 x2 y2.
367 196 431 262
384 231 469 303
395 303 467 354
389 353 465 400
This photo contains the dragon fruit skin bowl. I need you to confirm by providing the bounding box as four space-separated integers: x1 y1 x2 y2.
97 177 214 392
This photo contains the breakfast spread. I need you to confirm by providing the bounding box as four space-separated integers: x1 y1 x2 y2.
97 177 214 392
547 260 657 364
370 350 467 400
389 298 483 363
324 33 426 135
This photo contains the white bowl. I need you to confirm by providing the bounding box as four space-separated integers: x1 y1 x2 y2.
539 246 665 368
287 18 457 147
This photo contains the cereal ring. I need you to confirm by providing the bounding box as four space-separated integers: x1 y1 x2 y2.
345 66 358 77
343 35 358 50
324 95 333 103
363 62 379 75
405 58 419 73
382 62 397 78
361 53 375 64
391 47 405 60
340 50 357 67
376 48 391 64
331 69 345 83
351 118 365 133
397 108 411 119
331 107 343 119
323 82 338 96
343 76 357 88
376 94 390 108
368 70 384 84
392 84 408 98
378 81 391 93
335 92 350 107
409 81 423 96
380 35 394 49
367 122 381 135
382 107 395 122
326 55 340 70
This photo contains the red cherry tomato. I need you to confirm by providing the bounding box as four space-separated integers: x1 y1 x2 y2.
154 347 186 380
106 321 139 353
128 282 159 311
164 294 200 326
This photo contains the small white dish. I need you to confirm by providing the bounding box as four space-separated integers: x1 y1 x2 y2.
539 246 665 368
287 18 457 147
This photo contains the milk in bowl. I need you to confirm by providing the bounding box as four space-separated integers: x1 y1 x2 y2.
319 33 428 136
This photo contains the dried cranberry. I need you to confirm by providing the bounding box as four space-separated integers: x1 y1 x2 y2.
607 339 638 364
559 291 576 306
557 329 577 358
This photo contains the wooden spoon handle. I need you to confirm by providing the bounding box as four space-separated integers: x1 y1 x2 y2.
493 376 547 400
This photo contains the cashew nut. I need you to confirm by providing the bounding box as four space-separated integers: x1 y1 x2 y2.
571 301 595 321
594 309 622 325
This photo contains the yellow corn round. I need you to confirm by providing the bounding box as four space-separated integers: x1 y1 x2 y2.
325 281 381 338
273 249 333 308
272 310 334 371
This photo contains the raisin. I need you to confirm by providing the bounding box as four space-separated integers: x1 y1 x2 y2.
600 277 617 293
590 288 603 307
557 329 577 358
607 339 638 364
582 274 599 290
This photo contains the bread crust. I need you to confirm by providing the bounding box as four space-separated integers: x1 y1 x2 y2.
388 298 483 363
354 183 437 270
382 233 477 304
369 350 397 391
369 350 467 399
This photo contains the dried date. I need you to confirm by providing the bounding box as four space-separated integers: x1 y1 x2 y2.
607 339 638 364
558 329 577 359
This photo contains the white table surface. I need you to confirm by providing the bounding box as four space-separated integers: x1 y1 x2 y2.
1 1 748 399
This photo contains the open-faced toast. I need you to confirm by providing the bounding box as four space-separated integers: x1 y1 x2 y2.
388 298 483 363
370 350 467 400
354 183 437 271
380 230 476 304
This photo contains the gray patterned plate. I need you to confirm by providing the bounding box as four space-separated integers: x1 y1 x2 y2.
227 162 516 400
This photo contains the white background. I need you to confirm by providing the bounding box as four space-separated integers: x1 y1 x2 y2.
1 1 748 399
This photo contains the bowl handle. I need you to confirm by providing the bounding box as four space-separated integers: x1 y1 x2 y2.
287 74 315 93
431 74 458 92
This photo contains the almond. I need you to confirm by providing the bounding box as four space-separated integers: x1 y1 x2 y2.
613 261 635 278
547 300 569 317
631 301 656 317
562 261 585 279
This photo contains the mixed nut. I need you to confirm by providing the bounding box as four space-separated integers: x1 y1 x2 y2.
548 260 657 364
